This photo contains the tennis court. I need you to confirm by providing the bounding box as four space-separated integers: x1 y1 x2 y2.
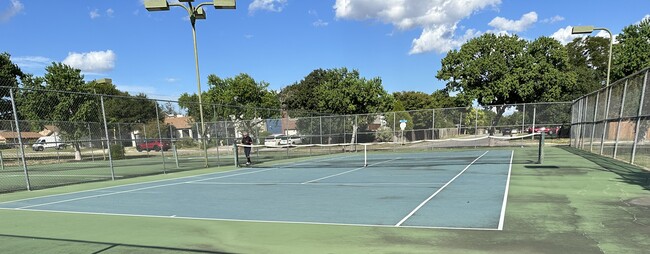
0 148 515 230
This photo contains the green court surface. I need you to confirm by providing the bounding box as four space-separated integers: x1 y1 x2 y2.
0 146 649 253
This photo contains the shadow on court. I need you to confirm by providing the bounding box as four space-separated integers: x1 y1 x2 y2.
0 234 233 254
561 146 650 191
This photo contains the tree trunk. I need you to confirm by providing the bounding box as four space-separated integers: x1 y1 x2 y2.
491 105 507 135
74 143 82 161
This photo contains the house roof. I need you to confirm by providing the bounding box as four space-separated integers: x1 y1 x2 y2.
165 116 193 129
39 125 61 136
0 131 43 140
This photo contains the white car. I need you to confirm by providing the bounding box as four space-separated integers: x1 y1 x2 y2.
264 134 284 146
279 135 302 145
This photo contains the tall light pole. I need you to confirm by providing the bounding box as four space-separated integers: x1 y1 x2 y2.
571 25 613 86
145 0 236 167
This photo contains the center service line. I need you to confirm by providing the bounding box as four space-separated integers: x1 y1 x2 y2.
394 151 489 227
301 157 401 184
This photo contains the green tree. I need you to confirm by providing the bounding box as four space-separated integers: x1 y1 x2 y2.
281 68 393 115
0 52 24 120
437 34 575 133
385 100 413 141
179 73 280 140
393 91 433 139
566 36 609 96
430 89 469 108
281 68 393 142
613 17 650 81
18 63 99 160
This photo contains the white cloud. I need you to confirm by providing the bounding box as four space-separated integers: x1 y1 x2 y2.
90 9 101 19
488 11 537 32
91 8 114 19
411 25 481 54
62 50 116 73
11 56 51 69
1 0 24 22
334 0 501 54
541 15 564 24
636 14 650 24
313 19 328 27
165 78 178 83
249 0 288 14
550 26 580 45
551 26 618 45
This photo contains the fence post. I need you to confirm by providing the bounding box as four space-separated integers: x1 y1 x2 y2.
531 106 536 140
100 95 115 180
87 123 95 161
475 108 478 136
319 116 323 145
432 109 435 140
600 87 613 155
614 80 629 159
631 71 649 164
213 104 220 164
522 104 526 134
155 103 166 173
9 88 30 191
590 92 600 152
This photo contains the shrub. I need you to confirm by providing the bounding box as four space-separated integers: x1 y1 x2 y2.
110 144 125 160
375 127 394 142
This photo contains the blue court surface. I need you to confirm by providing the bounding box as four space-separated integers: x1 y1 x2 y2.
0 150 514 230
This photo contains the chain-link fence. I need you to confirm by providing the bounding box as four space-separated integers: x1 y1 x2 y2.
0 78 572 193
571 67 650 168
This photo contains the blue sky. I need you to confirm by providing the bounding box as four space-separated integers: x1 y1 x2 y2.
1 0 648 101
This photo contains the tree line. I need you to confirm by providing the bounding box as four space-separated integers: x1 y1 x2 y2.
0 17 648 151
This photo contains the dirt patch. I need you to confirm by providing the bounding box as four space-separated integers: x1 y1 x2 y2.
628 196 650 207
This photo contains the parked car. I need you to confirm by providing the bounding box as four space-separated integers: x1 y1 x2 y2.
136 139 171 152
527 126 560 135
502 128 519 136
32 136 66 151
280 135 302 145
264 134 284 146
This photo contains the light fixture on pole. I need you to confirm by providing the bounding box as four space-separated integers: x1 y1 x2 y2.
145 0 236 167
571 25 613 86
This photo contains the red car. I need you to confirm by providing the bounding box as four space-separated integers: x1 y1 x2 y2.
527 126 560 135
136 140 171 152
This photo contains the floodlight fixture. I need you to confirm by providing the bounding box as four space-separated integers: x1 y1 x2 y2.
144 0 170 11
571 26 596 34
195 7 206 19
214 0 236 9
571 25 613 86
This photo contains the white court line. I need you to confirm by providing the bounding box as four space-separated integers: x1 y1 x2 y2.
497 150 514 230
0 207 500 231
394 151 489 227
1 174 122 178
301 157 401 184
0 166 254 206
17 168 279 209
188 182 445 187
189 155 358 183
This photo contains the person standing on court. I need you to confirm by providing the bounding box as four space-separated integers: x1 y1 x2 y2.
241 132 253 165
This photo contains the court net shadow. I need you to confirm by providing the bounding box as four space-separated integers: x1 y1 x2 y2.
0 233 233 254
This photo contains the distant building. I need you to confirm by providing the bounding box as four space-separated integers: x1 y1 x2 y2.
164 115 196 139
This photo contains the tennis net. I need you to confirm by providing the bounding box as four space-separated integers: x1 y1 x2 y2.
234 133 544 168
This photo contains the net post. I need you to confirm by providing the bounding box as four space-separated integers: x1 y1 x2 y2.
233 143 239 167
537 132 545 164
364 144 368 167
